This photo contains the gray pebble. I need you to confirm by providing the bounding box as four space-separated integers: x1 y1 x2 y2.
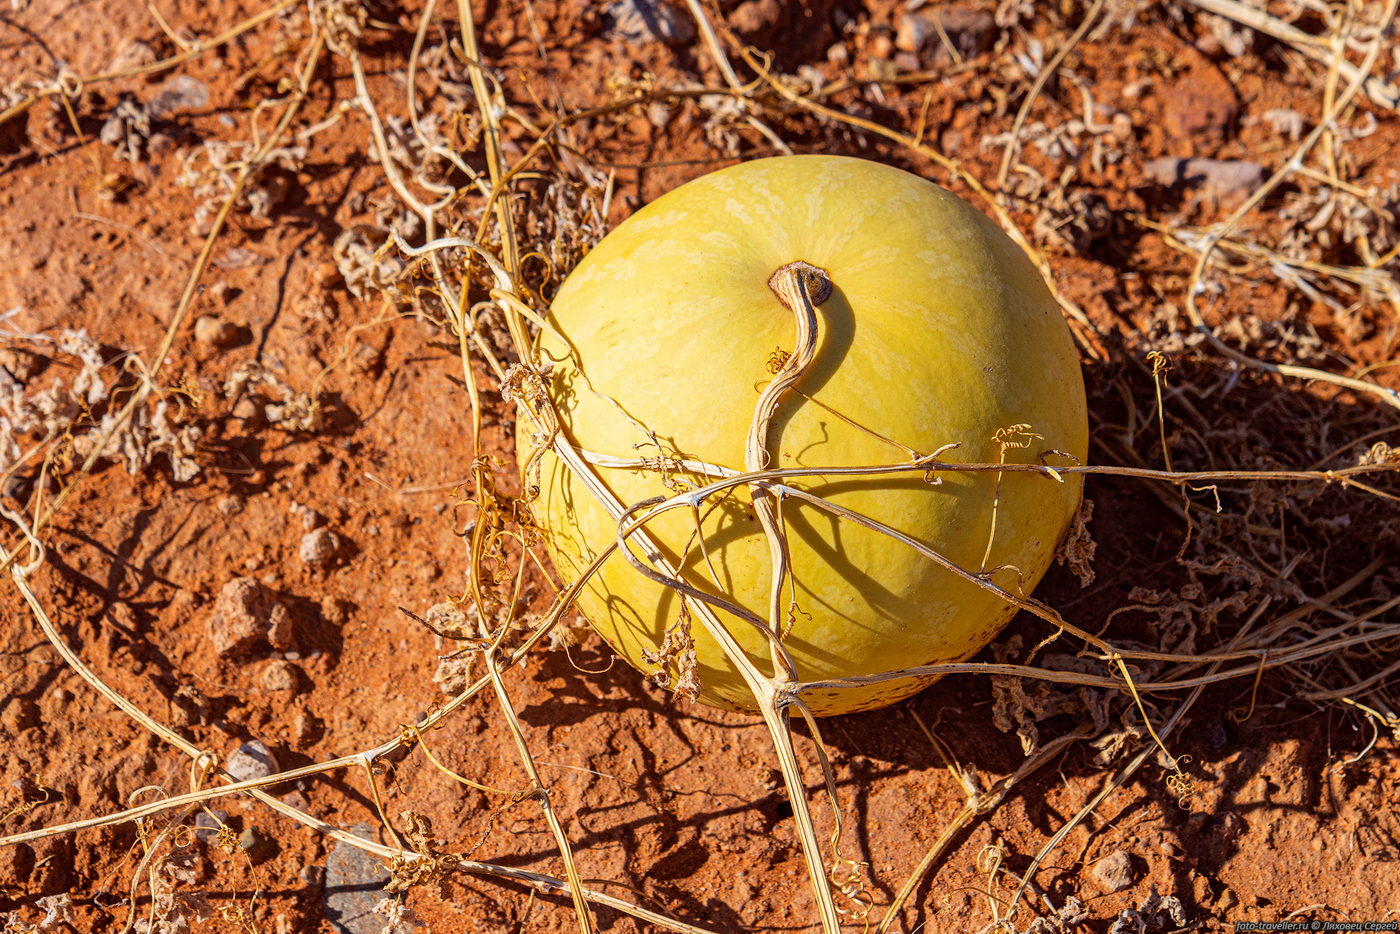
300 528 344 567
239 826 280 864
225 740 280 783
194 314 243 349
192 809 230 844
601 0 694 45
1091 849 1137 894
324 823 390 934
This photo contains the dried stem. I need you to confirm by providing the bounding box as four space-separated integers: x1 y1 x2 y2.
737 46 1110 362
1180 0 1400 109
1 32 329 572
0 0 300 130
995 0 1106 193
748 261 829 684
7 3 1399 931
0 534 712 934
1181 0 1400 411
512 261 850 934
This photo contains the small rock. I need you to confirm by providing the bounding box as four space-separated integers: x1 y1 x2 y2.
282 790 311 812
266 603 296 651
216 494 245 516
2 473 27 502
208 282 239 306
225 740 280 783
170 685 206 726
1161 62 1238 142
216 248 266 271
321 598 352 626
300 863 325 888
106 38 158 73
261 659 301 692
295 293 335 322
146 131 176 158
646 101 671 128
208 577 287 658
1122 79 1150 102
110 601 138 633
294 711 323 746
600 0 695 46
324 824 390 934
194 315 243 349
1111 111 1134 142
192 809 230 844
300 528 344 567
351 339 382 373
866 56 898 81
1204 718 1232 755
1091 850 1137 894
1144 157 1265 202
231 395 266 426
896 6 997 62
239 826 280 864
730 0 781 39
147 76 209 121
290 502 325 531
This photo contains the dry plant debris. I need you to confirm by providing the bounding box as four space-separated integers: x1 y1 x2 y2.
1 0 1399 932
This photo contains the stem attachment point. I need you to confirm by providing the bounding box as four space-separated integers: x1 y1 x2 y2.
769 261 832 308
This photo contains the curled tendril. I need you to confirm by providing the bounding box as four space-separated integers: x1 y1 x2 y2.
214 824 240 855
1165 756 1196 809
992 423 1044 451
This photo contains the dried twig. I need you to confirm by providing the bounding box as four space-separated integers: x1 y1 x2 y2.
1179 0 1400 109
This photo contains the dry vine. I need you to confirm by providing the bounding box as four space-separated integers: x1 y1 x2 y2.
3 0 1399 931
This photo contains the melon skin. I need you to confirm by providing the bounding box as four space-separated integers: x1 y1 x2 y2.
520 155 1087 715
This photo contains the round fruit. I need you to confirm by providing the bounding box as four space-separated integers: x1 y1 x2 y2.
519 155 1087 715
